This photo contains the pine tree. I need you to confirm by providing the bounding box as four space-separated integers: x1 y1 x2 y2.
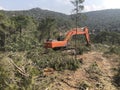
71 0 85 59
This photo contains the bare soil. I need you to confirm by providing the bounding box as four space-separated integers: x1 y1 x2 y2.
45 51 119 90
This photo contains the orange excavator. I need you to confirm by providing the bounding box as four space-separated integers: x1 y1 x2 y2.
44 27 90 49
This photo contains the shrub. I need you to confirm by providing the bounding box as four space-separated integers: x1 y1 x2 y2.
113 64 120 89
87 62 102 75
6 52 42 90
91 44 109 52
113 68 120 88
0 56 18 90
5 35 40 52
105 46 120 55
87 62 102 82
49 57 81 71
76 46 91 55
27 50 81 71
76 81 91 90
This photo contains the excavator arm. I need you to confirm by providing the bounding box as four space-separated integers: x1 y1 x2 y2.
64 27 90 45
44 27 90 49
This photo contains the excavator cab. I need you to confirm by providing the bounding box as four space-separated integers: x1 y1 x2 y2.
57 36 64 41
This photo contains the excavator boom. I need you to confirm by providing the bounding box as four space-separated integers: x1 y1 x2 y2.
44 27 90 49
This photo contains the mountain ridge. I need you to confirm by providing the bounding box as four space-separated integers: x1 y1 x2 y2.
1 8 120 31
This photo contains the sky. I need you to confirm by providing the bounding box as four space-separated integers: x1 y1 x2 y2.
0 0 120 14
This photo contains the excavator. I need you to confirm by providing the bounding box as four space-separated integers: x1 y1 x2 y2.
44 27 90 50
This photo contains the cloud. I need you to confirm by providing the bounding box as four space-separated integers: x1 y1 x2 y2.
103 0 120 9
35 0 71 5
0 6 5 10
56 0 71 5
84 5 105 12
84 0 120 12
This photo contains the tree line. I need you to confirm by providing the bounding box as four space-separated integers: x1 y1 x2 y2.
0 10 120 51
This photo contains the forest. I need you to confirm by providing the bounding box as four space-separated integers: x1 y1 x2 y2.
0 8 120 50
0 8 120 90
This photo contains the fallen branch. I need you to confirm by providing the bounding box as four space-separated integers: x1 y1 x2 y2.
9 59 29 77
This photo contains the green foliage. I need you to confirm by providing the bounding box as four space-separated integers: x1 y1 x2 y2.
38 17 58 41
71 0 84 13
83 10 120 32
0 12 39 51
91 44 110 52
92 31 120 45
87 62 102 81
6 35 39 51
113 65 120 88
49 57 80 71
0 52 48 90
0 12 14 49
2 8 120 32
27 50 81 71
0 56 18 90
105 46 120 55
0 8 120 90
87 62 102 75
76 45 91 55
0 48 82 89
1 9 120 51
0 13 11 28
10 15 37 34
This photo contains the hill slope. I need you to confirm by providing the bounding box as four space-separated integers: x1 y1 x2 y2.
1 8 120 31
1 8 72 29
84 9 120 31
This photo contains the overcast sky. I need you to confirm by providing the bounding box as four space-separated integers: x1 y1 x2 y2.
0 0 120 14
